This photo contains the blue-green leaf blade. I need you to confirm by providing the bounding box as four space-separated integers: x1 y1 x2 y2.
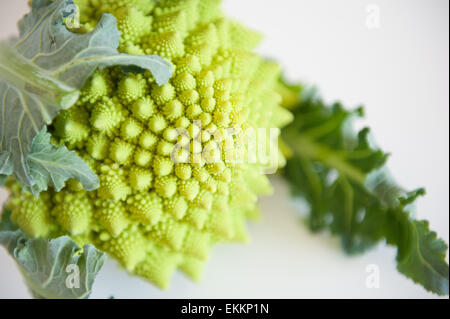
0 209 106 299
26 128 99 196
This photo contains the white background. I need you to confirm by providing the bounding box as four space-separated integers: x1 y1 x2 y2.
0 0 448 299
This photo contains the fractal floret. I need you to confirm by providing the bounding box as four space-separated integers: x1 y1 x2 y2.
5 0 292 288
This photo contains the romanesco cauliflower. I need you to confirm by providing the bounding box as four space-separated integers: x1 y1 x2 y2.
5 0 292 289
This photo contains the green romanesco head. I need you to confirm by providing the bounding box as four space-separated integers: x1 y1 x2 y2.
6 0 292 289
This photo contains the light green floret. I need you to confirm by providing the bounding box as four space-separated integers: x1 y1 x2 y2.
6 0 293 289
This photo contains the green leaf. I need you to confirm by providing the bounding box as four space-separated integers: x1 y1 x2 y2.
0 0 172 189
0 207 18 232
397 220 449 295
0 209 106 299
16 0 172 88
0 174 7 186
282 86 449 295
25 128 99 196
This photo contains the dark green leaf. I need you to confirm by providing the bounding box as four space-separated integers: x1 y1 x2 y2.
282 86 449 295
0 206 18 232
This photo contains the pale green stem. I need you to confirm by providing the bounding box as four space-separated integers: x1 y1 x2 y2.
0 41 79 109
285 131 367 186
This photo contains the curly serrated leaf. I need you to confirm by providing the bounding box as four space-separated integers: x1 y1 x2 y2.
397 220 449 295
0 208 106 299
0 0 172 189
281 85 449 295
